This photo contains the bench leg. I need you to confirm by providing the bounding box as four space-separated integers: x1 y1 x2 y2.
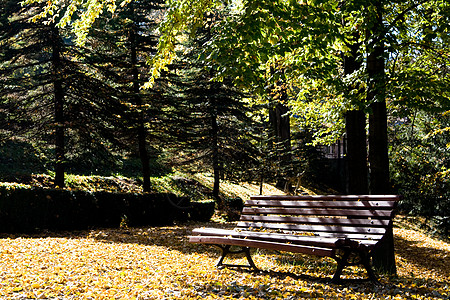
360 251 379 283
332 249 379 284
331 249 350 284
215 245 259 271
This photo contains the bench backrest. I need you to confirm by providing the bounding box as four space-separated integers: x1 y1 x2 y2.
237 195 400 245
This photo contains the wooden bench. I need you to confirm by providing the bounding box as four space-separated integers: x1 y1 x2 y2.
189 194 400 283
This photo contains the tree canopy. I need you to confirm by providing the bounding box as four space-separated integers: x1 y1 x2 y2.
21 0 449 109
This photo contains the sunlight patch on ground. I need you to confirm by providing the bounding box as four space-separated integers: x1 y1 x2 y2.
193 173 286 199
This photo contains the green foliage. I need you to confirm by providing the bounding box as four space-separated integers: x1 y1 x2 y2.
0 0 127 183
385 1 450 113
0 140 47 179
0 139 170 180
82 0 168 191
390 110 450 233
158 13 262 183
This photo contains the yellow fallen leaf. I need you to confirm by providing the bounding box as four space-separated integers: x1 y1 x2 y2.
31 283 40 288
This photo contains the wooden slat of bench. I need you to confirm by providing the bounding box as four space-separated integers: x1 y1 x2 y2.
242 207 393 218
191 228 344 248
239 215 390 227
235 222 387 234
233 226 385 241
250 195 401 201
245 200 397 209
189 235 336 257
307 231 384 241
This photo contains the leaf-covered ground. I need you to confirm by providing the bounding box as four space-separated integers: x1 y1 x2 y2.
0 218 448 300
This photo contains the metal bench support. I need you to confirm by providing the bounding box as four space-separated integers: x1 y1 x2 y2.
331 248 379 284
216 245 259 271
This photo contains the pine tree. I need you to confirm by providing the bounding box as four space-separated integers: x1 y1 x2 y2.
86 0 166 192
161 13 261 199
0 0 124 184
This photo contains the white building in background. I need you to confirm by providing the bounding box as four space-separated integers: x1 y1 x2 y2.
319 135 347 159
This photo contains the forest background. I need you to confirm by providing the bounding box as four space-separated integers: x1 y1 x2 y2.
1 0 449 237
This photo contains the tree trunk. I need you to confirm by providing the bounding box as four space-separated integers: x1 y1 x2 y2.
269 102 291 189
211 110 220 199
345 110 368 194
366 0 396 275
137 121 151 193
129 19 151 193
368 102 390 194
51 26 65 188
342 25 368 195
369 101 396 275
366 0 390 195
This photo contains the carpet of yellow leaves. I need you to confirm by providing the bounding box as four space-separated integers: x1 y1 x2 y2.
0 219 448 300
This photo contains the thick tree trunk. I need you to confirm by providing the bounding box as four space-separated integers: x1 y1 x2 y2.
368 102 390 194
342 27 368 195
345 110 368 194
51 26 65 188
366 2 390 195
366 0 396 275
369 101 396 275
129 20 151 193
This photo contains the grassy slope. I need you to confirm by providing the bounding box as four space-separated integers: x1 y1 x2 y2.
11 172 293 200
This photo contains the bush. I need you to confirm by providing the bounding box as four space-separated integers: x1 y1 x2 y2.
222 197 243 221
0 184 47 232
189 201 215 222
0 183 204 233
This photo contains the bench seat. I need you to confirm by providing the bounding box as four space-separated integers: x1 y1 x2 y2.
189 194 400 283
